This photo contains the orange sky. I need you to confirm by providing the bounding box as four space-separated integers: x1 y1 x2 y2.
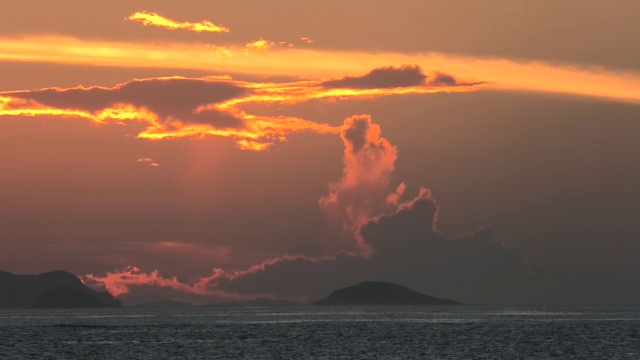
1 0 639 305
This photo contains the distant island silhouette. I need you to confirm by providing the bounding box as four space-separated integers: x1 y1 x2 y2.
0 270 121 308
312 281 461 306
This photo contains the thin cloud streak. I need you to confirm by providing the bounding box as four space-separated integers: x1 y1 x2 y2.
127 11 230 33
1 36 639 103
82 254 324 301
82 266 259 301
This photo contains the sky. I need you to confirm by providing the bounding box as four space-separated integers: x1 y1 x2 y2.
1 0 639 305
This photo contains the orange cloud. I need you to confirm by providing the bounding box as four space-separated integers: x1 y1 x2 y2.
319 115 399 256
245 38 275 52
80 115 412 301
279 41 295 48
136 157 160 167
1 69 478 150
127 11 229 33
82 266 258 301
79 115 436 302
244 39 294 52
386 182 407 206
83 266 205 297
82 253 326 302
0 92 339 150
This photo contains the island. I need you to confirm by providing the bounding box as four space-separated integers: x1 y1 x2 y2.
0 270 121 308
311 281 460 306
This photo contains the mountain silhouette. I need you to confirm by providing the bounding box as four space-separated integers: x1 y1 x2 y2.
311 281 460 305
0 270 121 308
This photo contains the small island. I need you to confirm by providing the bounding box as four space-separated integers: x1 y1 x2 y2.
311 281 460 306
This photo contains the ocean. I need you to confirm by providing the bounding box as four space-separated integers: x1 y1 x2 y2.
1 306 638 359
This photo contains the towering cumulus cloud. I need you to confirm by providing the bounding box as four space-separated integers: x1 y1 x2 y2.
319 115 398 255
82 115 526 304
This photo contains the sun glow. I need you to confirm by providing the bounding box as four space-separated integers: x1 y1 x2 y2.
2 36 640 104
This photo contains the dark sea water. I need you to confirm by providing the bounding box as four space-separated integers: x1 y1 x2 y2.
1 306 638 359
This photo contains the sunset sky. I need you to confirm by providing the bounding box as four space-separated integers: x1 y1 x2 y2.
1 0 639 305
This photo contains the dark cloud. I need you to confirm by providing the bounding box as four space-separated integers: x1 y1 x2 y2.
216 192 531 304
215 190 639 305
321 65 427 89
426 72 485 87
3 77 249 128
321 67 481 89
427 72 458 86
342 116 370 153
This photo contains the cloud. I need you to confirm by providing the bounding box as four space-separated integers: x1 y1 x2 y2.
209 190 531 304
3 77 247 128
1 69 481 150
245 39 295 52
386 182 406 206
82 266 261 305
212 186 638 306
81 112 639 305
135 157 160 167
279 42 295 48
4 77 247 127
427 72 458 86
84 266 207 297
319 115 398 255
81 253 311 305
83 114 403 300
426 72 485 87
127 11 230 33
85 191 636 305
0 76 342 150
83 114 526 304
321 67 478 89
322 65 427 89
245 38 275 52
